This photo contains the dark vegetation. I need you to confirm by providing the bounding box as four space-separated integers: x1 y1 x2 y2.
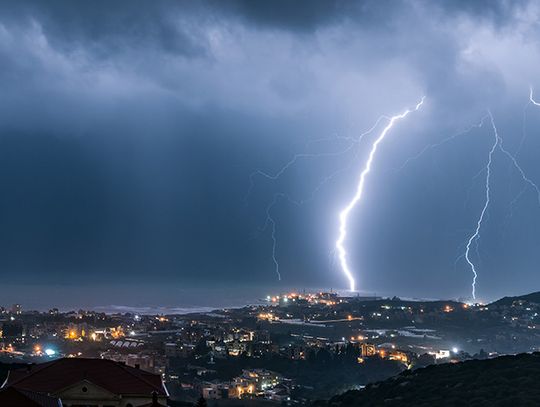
170 341 403 401
490 291 540 307
313 352 540 406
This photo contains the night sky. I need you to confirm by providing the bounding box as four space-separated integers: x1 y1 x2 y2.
1 0 540 305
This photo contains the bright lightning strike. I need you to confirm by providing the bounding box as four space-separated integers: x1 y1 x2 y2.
248 117 388 281
464 113 498 301
335 97 425 292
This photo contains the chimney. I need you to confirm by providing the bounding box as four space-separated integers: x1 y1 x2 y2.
135 363 140 369
152 390 158 406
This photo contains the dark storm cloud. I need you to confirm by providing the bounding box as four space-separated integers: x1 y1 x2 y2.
0 0 524 57
0 0 209 58
209 0 529 33
1 0 540 301
430 0 527 23
211 0 344 31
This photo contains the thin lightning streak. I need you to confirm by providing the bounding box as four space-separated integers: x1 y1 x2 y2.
393 116 488 172
336 97 425 292
505 102 532 220
512 87 540 206
260 190 323 280
499 92 540 211
268 214 279 281
516 100 531 156
499 141 540 206
261 194 284 281
530 87 540 106
244 116 388 204
464 112 498 301
291 145 369 206
305 116 390 149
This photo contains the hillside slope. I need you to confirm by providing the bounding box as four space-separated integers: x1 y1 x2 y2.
313 352 540 406
490 291 540 307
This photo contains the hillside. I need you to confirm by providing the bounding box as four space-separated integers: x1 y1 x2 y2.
313 352 540 407
490 291 540 307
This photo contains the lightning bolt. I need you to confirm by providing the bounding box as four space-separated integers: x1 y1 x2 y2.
499 90 540 223
464 112 498 301
464 98 540 300
394 116 488 172
499 139 540 206
261 194 283 280
335 97 425 292
530 87 540 106
248 116 389 281
488 91 539 213
512 87 540 206
254 89 539 294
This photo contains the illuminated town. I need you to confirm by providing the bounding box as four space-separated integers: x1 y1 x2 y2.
1 291 539 404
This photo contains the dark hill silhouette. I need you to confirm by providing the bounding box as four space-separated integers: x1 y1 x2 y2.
313 352 540 406
490 291 540 307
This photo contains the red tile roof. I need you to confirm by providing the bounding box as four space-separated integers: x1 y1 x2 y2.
6 358 167 397
0 386 61 407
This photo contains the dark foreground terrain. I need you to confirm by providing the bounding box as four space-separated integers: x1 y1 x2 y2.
313 352 540 407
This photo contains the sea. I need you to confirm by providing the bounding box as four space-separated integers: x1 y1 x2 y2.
1 282 501 314
0 283 368 314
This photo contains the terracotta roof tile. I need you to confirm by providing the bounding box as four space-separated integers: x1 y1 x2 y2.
0 386 61 407
6 358 166 396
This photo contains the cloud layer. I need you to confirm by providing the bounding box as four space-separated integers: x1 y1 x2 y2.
1 1 540 300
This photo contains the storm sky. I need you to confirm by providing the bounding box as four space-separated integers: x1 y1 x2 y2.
1 0 540 303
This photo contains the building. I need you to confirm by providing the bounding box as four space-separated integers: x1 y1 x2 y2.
193 380 232 400
101 350 164 374
0 387 61 407
11 304 22 315
1 321 23 338
360 343 377 357
232 369 284 398
266 384 291 402
3 358 168 407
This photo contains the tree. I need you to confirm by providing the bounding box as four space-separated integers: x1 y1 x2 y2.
196 395 207 407
194 339 210 356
